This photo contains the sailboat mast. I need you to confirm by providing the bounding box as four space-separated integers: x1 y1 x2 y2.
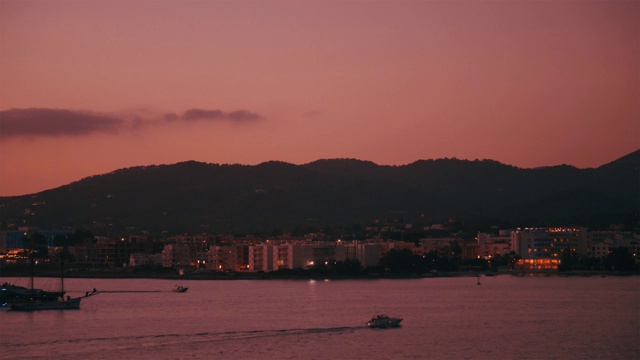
60 252 64 293
29 257 34 290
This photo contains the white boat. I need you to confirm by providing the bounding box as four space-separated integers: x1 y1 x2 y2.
367 314 403 328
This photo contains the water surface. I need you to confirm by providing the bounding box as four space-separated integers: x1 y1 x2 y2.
1 276 638 359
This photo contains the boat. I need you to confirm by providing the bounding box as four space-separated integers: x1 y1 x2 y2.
172 285 189 293
8 253 97 311
9 296 82 311
367 314 403 328
1 282 64 306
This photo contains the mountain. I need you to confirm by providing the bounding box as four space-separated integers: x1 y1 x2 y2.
1 151 638 236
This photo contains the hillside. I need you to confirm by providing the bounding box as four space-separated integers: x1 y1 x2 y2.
1 151 638 235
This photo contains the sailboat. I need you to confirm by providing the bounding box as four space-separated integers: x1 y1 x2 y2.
0 282 64 306
9 295 82 311
9 253 97 311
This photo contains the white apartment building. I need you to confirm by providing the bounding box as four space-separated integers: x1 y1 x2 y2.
511 227 587 259
243 241 386 272
511 228 587 271
248 244 274 271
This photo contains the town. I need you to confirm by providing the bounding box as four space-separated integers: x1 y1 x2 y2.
1 221 638 277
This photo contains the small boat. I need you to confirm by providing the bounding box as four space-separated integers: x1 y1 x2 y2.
172 285 189 293
367 314 403 328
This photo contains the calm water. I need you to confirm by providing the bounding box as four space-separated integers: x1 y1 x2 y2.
1 275 638 360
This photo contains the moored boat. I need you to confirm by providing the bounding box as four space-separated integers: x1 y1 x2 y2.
10 296 81 311
9 288 98 311
1 282 64 305
6 252 98 311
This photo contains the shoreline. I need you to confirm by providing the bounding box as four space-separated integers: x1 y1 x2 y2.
1 267 636 281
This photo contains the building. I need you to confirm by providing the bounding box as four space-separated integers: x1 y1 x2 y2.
273 244 310 270
334 241 357 262
511 228 587 271
419 237 462 257
165 234 216 267
511 228 587 259
248 244 274 272
356 244 382 268
129 253 163 267
0 231 25 252
162 243 190 268
588 231 640 264
310 244 336 267
207 245 248 271
0 228 74 252
476 232 512 259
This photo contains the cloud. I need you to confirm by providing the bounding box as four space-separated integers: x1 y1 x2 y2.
181 108 263 122
163 113 179 122
0 107 266 139
227 110 263 121
0 108 124 138
182 109 224 121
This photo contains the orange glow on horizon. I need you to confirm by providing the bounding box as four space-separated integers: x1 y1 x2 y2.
0 0 637 196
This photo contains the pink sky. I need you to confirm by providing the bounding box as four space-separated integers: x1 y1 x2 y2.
0 0 638 196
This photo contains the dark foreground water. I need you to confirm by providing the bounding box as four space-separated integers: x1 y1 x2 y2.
1 275 638 360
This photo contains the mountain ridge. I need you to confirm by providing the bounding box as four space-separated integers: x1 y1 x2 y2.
1 150 638 235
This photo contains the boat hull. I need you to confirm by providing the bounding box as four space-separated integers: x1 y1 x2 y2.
10 297 81 311
1 283 65 304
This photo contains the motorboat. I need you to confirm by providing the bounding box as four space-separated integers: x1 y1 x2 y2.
172 285 189 293
367 314 403 328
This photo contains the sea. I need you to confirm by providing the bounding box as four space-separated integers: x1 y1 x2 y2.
1 275 638 360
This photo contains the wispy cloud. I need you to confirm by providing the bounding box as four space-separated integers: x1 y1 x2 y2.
0 108 123 138
0 107 265 139
182 108 263 122
182 109 224 121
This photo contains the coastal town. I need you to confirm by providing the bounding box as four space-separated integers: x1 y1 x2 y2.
1 223 638 277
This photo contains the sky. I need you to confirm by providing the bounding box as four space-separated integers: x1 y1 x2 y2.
0 0 638 197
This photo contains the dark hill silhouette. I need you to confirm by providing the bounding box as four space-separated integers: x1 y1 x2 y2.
1 150 638 235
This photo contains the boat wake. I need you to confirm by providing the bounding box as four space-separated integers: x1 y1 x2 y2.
88 290 163 293
5 325 365 349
